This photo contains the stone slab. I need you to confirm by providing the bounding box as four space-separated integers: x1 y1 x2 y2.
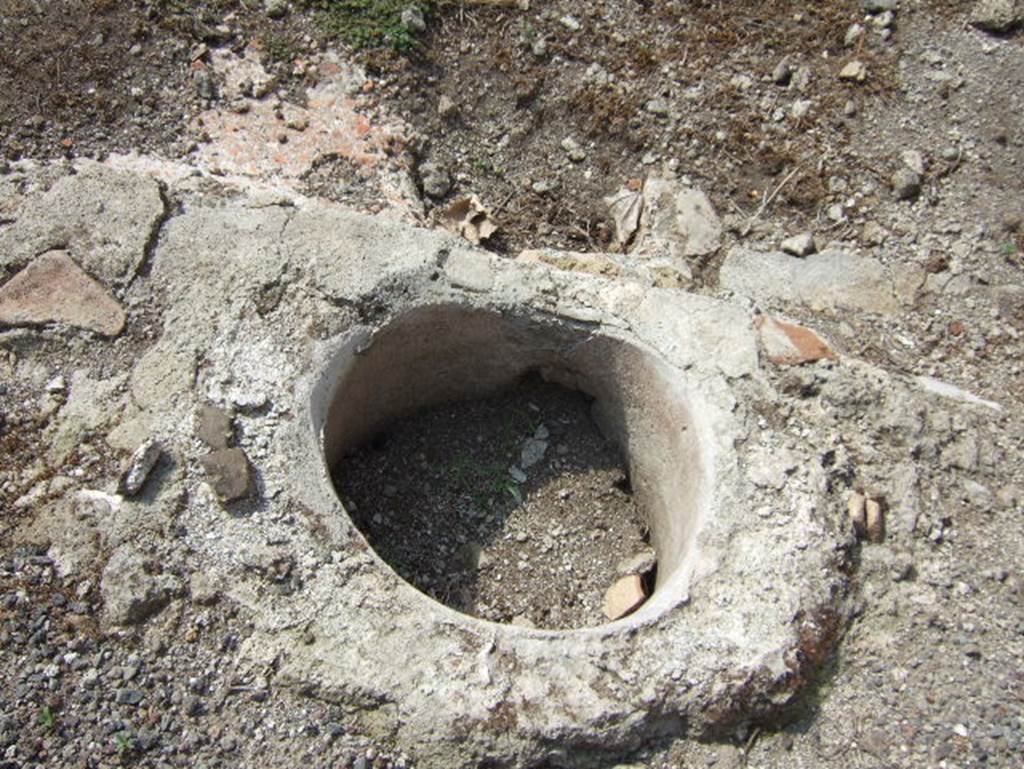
0 162 165 285
720 247 921 315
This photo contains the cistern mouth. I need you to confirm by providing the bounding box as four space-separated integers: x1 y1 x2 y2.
312 303 709 631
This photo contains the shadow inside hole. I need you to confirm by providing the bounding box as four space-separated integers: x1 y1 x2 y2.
332 373 652 630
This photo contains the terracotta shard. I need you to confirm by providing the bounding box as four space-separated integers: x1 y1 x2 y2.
755 316 837 366
0 250 126 336
602 574 647 621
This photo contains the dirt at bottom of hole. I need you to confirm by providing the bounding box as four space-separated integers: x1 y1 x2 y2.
333 377 653 630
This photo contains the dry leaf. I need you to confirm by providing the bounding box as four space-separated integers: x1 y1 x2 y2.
603 187 643 248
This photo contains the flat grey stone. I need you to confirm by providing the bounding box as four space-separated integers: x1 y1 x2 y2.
101 547 179 625
720 247 918 316
0 162 165 286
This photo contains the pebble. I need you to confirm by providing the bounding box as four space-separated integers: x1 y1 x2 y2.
119 439 163 497
520 438 548 469
892 168 922 201
264 0 288 19
780 232 816 257
645 99 669 116
901 149 926 175
559 15 581 32
839 61 868 82
401 7 427 32
772 59 792 85
970 0 1024 33
438 95 457 119
116 688 145 706
791 99 812 120
561 137 586 162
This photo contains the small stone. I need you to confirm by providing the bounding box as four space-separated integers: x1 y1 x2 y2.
119 439 162 497
561 136 586 162
116 688 145 706
437 95 457 119
0 250 126 336
401 6 427 33
790 99 812 120
531 180 554 194
615 547 657 577
189 573 220 606
839 60 868 82
970 0 1024 33
509 466 527 484
901 149 926 175
645 99 669 115
872 10 895 28
848 492 867 539
845 23 865 46
520 438 548 469
865 498 886 542
862 0 896 11
200 448 253 503
772 59 792 85
510 614 536 628
780 232 816 257
603 575 646 620
457 542 486 571
891 168 921 200
559 14 581 31
419 161 451 199
45 375 67 393
264 0 288 19
197 404 233 450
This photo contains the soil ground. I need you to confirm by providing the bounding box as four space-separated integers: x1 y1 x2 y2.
334 378 650 630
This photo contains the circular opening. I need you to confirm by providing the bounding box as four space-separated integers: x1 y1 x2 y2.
316 304 708 630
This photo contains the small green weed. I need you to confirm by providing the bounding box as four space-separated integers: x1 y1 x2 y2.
265 33 301 62
302 0 430 52
114 731 133 753
37 706 55 729
999 241 1019 257
449 453 517 509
